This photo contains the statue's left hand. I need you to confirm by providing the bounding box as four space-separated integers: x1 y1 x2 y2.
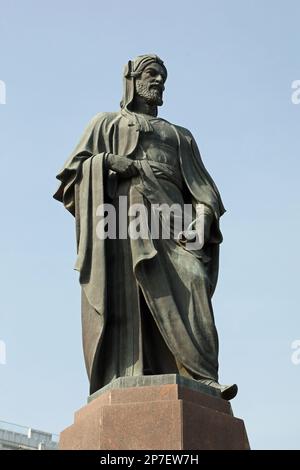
177 215 212 249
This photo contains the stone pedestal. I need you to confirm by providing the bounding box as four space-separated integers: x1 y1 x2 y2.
59 375 250 450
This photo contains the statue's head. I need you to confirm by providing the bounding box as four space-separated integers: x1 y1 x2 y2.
121 54 167 111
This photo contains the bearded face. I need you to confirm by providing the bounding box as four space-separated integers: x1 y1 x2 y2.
135 79 164 106
134 63 166 107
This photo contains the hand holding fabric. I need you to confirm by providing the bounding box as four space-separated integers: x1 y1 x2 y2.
105 153 138 178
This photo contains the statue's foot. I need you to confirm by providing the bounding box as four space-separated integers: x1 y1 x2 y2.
198 379 238 401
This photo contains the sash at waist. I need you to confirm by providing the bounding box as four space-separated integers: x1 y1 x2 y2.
144 160 183 190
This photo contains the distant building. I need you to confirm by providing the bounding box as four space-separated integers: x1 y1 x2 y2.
0 420 58 450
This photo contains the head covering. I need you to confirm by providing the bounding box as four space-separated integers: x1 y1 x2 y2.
120 54 167 132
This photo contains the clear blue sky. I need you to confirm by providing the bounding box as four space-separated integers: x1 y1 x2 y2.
1 0 299 450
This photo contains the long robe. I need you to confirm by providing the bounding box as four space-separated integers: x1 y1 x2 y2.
54 111 225 394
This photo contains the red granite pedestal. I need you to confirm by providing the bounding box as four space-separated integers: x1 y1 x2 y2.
59 377 250 450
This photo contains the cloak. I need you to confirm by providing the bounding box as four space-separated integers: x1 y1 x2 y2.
54 110 225 393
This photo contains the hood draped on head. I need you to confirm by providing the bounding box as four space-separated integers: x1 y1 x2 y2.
120 54 167 132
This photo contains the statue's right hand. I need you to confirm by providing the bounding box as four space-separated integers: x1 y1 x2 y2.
105 153 138 178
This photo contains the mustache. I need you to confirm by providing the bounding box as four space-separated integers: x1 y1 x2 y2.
149 82 165 92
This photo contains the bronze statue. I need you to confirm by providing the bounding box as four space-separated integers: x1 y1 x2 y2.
54 54 237 400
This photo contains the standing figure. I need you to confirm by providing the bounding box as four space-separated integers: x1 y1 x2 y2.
54 54 237 400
